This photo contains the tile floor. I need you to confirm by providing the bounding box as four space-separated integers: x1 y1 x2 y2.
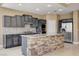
0 43 79 56
44 43 79 56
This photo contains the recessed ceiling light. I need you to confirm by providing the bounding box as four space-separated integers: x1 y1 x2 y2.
65 3 70 4
48 12 50 14
58 8 63 11
35 8 40 11
18 3 22 6
47 4 52 7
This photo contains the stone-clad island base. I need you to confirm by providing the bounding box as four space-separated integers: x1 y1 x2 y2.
21 34 64 56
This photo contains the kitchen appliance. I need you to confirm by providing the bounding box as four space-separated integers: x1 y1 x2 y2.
58 19 73 43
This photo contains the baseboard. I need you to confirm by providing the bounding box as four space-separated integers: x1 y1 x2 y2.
73 42 79 44
64 41 73 43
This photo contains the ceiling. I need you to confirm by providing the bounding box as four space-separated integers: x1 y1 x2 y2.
1 3 79 15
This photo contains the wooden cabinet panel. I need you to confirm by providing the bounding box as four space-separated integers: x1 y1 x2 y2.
16 16 23 27
13 35 19 46
22 15 33 24
31 18 38 27
18 36 22 45
3 35 22 48
4 16 12 27
6 35 13 48
21 16 25 27
4 15 24 27
11 16 17 27
36 20 46 34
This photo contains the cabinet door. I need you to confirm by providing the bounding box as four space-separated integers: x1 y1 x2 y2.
13 35 19 46
18 35 22 46
6 35 13 48
31 19 35 27
28 15 32 23
23 15 32 24
36 20 42 33
11 16 17 27
24 16 28 23
35 19 38 27
31 18 38 27
39 20 46 24
16 16 22 27
21 16 25 27
4 16 11 27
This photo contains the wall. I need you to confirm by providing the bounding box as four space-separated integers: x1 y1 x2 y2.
45 12 79 45
73 11 79 44
0 7 45 19
59 12 79 44
0 14 3 47
0 7 45 48
3 26 36 34
46 14 58 35
59 13 73 19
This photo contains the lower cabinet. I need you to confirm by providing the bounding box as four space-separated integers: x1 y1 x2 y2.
13 35 19 46
18 35 22 46
3 35 22 48
6 35 13 48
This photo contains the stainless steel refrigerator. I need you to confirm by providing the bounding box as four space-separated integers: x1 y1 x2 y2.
61 22 73 43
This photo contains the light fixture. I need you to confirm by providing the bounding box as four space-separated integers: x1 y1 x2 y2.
65 3 70 4
58 8 63 11
18 3 22 6
35 8 40 11
47 4 52 7
48 12 50 14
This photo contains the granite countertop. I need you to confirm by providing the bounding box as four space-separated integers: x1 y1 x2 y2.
21 33 63 38
21 34 46 38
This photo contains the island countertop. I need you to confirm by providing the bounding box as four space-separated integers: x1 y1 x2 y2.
21 33 64 56
21 33 63 38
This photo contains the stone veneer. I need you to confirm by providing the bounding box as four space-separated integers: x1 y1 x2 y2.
22 34 64 56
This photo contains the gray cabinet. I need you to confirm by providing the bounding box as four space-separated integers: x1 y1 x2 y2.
16 16 22 27
3 35 13 48
3 35 22 48
21 16 25 27
31 18 38 27
36 20 42 33
6 36 13 48
16 16 24 27
22 15 33 24
39 20 46 24
13 35 19 46
3 15 46 28
36 20 46 34
11 16 17 27
4 15 25 27
4 16 12 27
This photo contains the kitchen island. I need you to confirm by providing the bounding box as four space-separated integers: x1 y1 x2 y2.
21 34 64 56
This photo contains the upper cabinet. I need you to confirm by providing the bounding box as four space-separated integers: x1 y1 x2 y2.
16 16 24 27
31 18 38 27
3 15 46 28
36 19 46 33
11 16 17 27
22 15 33 24
4 16 12 27
4 15 25 27
38 19 46 25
